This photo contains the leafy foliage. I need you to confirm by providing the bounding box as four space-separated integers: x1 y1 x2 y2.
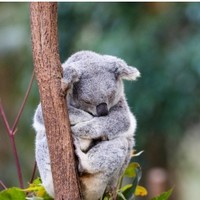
0 187 25 200
150 188 173 200
0 185 173 200
101 150 173 200
101 151 172 200
0 156 172 200
0 178 53 200
23 178 53 200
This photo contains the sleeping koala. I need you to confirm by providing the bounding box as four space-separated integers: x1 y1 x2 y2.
33 50 140 200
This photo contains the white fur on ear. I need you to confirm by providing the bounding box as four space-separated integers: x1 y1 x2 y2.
114 58 140 81
61 62 82 96
62 62 82 85
104 55 141 81
119 66 141 81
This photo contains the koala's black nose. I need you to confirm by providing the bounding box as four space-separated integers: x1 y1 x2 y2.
96 103 108 116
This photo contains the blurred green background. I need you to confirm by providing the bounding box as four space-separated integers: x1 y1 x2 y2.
1 2 200 200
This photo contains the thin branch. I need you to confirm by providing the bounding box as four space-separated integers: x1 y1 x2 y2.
9 136 24 188
12 71 35 133
0 101 24 188
0 72 35 188
29 161 37 184
0 102 12 136
0 180 7 190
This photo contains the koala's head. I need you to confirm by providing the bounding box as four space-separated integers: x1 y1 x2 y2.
63 51 140 117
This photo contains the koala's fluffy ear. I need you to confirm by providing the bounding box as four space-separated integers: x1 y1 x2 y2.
115 60 140 81
61 61 82 86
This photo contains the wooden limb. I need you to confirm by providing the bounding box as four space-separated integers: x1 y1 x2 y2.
30 3 82 200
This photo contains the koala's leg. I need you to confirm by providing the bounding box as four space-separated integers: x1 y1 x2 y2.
80 173 107 200
75 137 129 200
106 137 134 193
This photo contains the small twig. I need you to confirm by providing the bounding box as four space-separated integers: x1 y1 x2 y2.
0 72 35 189
10 134 24 188
0 102 12 136
12 71 35 134
0 103 24 188
0 180 7 190
29 161 37 184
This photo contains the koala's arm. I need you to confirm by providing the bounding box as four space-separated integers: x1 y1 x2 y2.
33 103 93 128
68 105 93 126
71 98 137 140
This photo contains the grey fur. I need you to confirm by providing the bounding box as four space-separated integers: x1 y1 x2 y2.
33 50 140 200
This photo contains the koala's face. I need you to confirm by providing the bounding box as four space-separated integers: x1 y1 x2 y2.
72 66 123 117
65 51 140 117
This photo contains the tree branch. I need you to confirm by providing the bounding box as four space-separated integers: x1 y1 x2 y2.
30 3 82 199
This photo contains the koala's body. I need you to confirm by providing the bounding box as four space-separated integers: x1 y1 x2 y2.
33 51 140 200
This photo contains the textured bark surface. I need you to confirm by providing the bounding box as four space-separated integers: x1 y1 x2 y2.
30 3 82 200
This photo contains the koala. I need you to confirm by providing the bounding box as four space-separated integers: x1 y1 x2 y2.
33 50 140 200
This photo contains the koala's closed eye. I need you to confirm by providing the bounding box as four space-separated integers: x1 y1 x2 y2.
82 100 91 105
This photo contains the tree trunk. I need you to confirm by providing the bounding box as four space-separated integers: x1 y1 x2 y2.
30 3 82 200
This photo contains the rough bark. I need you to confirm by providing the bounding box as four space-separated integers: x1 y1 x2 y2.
30 3 82 200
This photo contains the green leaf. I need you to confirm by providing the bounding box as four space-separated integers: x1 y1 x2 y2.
23 178 53 200
124 162 140 178
0 187 26 200
23 186 43 192
120 183 135 200
117 191 127 200
117 160 143 199
150 188 173 200
32 178 42 185
120 184 132 192
102 197 110 200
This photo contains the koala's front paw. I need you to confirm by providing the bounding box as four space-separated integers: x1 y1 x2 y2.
71 122 97 138
69 107 93 126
